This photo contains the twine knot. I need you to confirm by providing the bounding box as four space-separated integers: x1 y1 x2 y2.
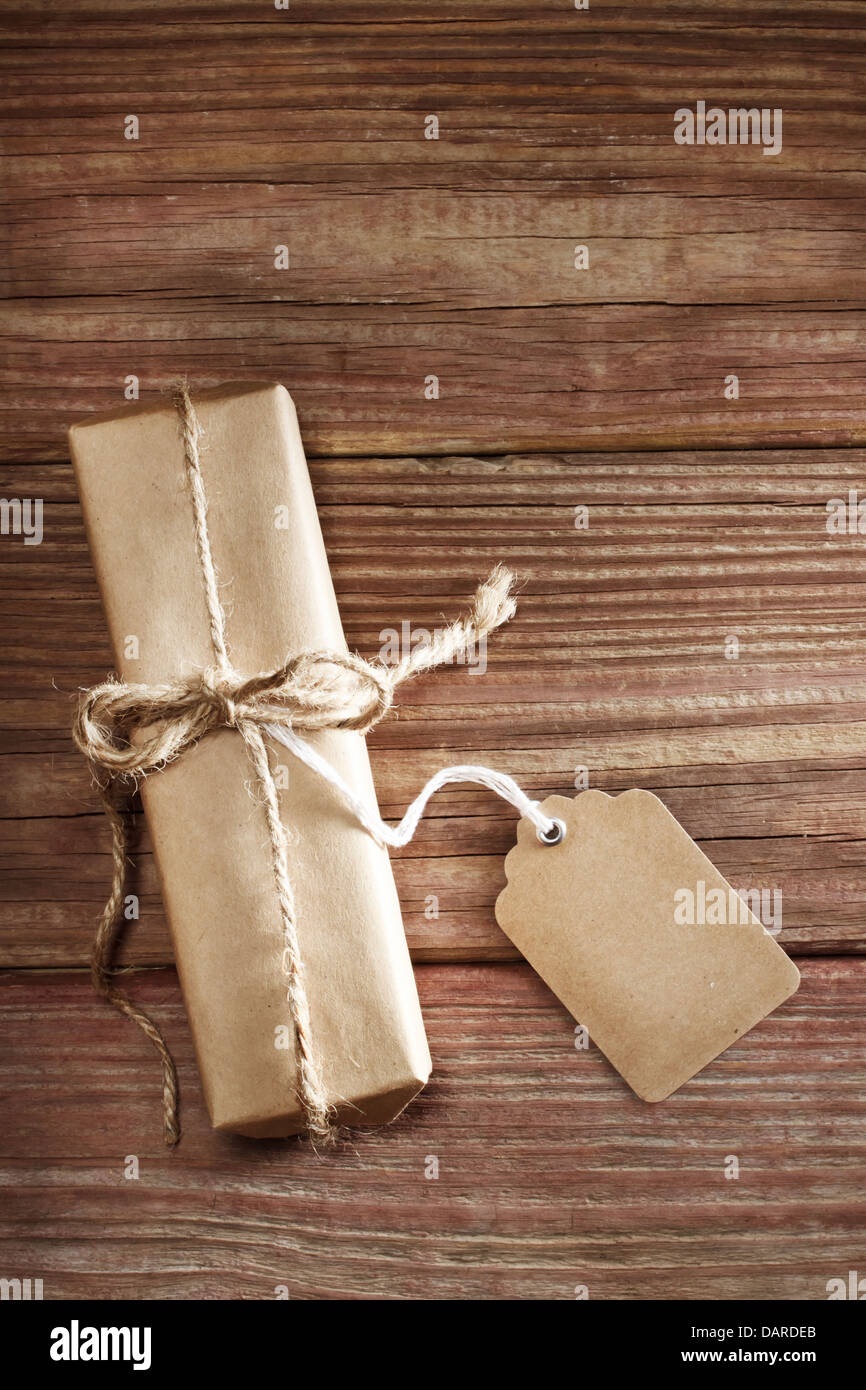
74 644 429 783
75 382 518 1148
200 666 240 726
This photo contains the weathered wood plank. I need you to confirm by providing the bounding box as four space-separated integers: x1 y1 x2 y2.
6 305 866 462
0 960 862 1300
3 451 866 962
2 2 865 457
3 0 864 1302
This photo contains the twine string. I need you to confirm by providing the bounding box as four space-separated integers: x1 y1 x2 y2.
74 383 523 1146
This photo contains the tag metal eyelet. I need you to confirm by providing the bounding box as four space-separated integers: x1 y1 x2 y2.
537 817 566 847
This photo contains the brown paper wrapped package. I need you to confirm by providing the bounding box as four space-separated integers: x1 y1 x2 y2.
70 383 431 1137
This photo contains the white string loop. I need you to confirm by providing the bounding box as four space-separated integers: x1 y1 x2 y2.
265 724 558 847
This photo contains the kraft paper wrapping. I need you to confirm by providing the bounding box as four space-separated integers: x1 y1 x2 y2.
70 382 431 1137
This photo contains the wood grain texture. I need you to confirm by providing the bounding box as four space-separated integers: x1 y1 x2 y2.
2 2 865 1303
3 450 866 963
0 959 862 1300
3 1 866 456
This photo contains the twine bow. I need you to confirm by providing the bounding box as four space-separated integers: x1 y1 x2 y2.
74 382 517 1146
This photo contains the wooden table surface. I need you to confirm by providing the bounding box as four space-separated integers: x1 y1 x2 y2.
2 1 865 1300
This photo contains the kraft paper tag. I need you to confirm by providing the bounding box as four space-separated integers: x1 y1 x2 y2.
495 790 800 1101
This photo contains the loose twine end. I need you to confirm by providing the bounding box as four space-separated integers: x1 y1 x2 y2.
89 783 180 1147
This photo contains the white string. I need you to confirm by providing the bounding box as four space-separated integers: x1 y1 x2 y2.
265 723 559 847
